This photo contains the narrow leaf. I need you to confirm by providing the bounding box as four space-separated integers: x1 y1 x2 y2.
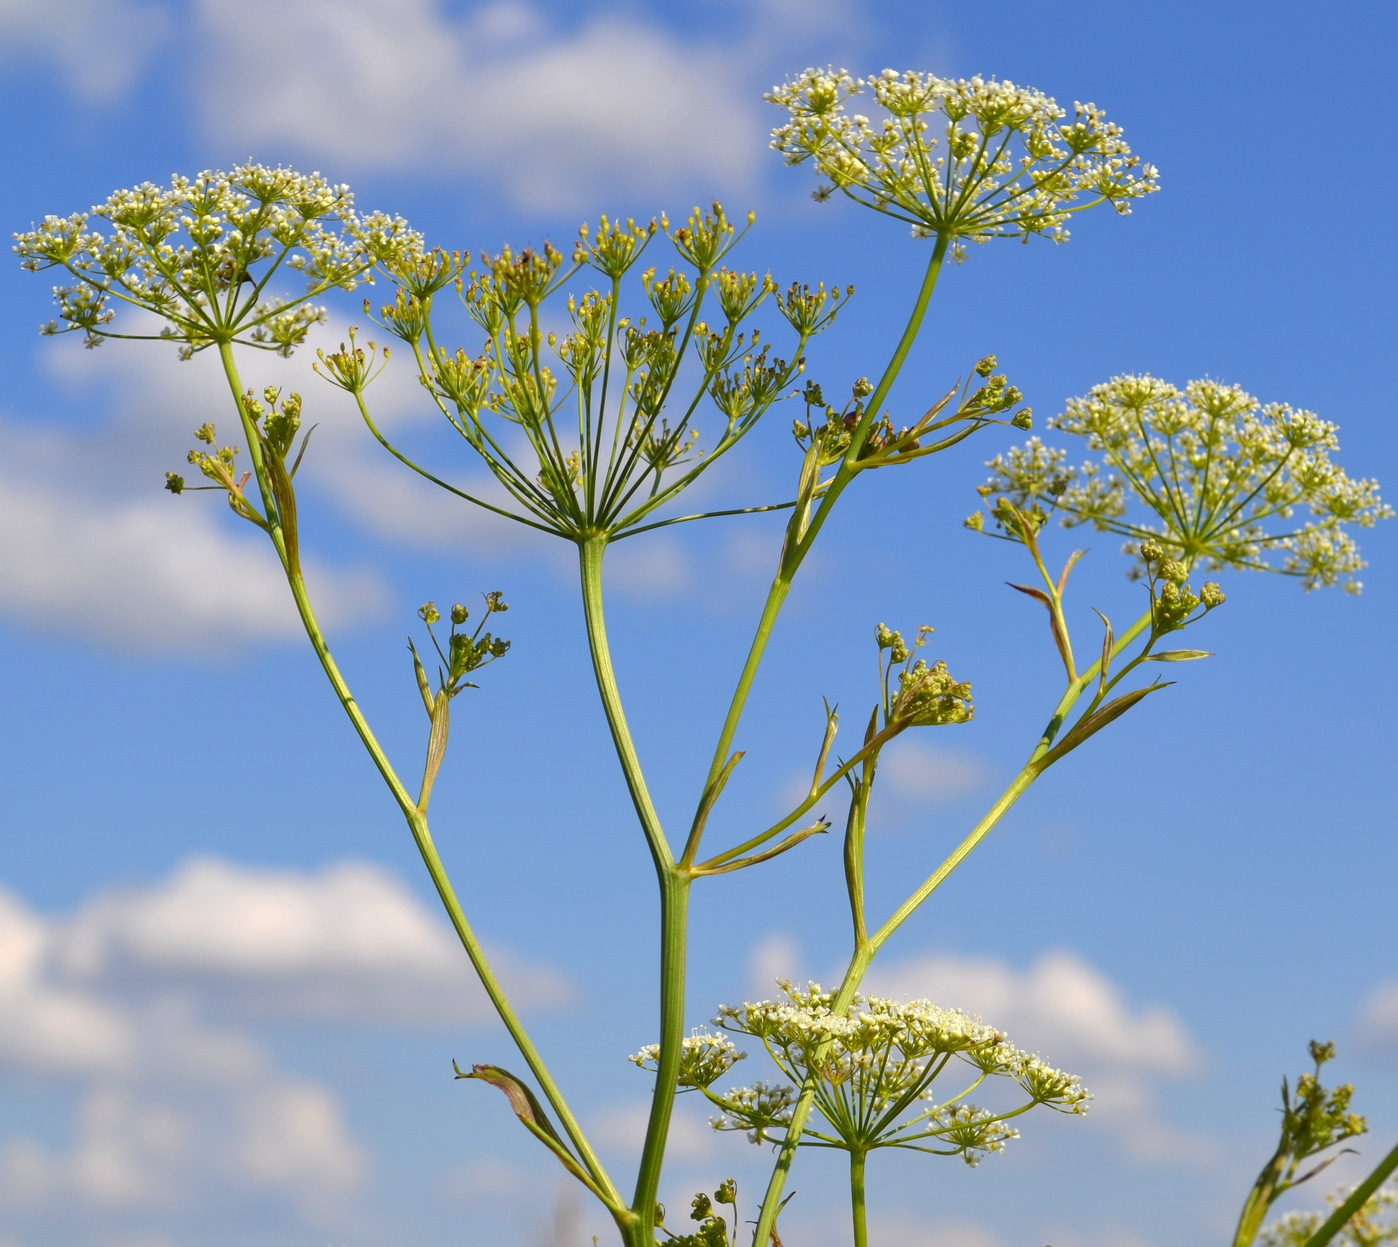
1007 581 1052 608
456 1062 567 1147
289 423 319 478
695 820 829 876
1043 682 1171 765
1056 548 1086 597
1092 607 1113 701
408 639 434 716
1144 649 1214 662
417 689 450 811
809 701 839 800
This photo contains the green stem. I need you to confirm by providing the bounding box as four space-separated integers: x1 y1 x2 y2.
793 236 950 565
686 242 950 874
578 536 672 872
849 1149 869 1247
1301 1137 1398 1247
684 572 792 865
577 537 685 1244
215 344 621 1212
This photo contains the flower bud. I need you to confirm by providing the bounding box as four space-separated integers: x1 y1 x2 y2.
450 603 468 625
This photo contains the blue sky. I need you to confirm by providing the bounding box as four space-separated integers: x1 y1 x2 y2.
1 2 1396 1246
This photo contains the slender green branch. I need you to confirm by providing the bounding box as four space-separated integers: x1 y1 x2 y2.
1301 1138 1398 1247
213 344 621 1209
576 536 687 1245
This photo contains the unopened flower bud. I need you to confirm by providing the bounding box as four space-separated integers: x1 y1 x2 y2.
852 376 873 398
164 472 185 494
418 602 440 624
450 603 468 625
1157 558 1188 583
975 354 997 378
1200 582 1225 608
1011 408 1033 430
1139 540 1162 562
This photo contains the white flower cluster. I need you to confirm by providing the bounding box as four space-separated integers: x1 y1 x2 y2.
704 981 1088 1163
13 164 420 356
629 1031 744 1090
974 376 1391 592
767 68 1158 248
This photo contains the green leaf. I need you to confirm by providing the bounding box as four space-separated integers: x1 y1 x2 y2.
1041 682 1171 765
1145 649 1214 662
455 1062 566 1147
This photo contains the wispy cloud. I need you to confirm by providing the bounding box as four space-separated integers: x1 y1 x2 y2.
0 0 165 101
192 0 762 211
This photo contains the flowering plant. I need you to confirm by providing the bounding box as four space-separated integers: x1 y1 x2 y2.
14 65 1393 1247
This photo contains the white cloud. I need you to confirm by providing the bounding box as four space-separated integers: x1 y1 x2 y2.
748 932 801 997
1358 980 1398 1051
0 0 164 101
194 0 760 210
865 949 1198 1076
0 888 135 1075
0 857 569 1237
865 949 1209 1162
877 739 992 802
57 857 571 1026
0 461 382 648
741 940 1208 1163
235 1081 367 1198
0 328 392 650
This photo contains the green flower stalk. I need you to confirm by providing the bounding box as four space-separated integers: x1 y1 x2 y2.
1235 1042 1369 1247
1263 1179 1398 1247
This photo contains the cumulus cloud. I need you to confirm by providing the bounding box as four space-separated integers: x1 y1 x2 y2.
865 950 1199 1075
0 327 395 649
0 858 568 1238
864 949 1208 1161
57 857 570 1025
192 0 761 210
744 936 1209 1163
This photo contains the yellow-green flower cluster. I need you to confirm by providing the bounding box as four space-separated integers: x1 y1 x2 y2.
767 68 1158 250
704 982 1087 1164
970 376 1391 592
13 164 419 356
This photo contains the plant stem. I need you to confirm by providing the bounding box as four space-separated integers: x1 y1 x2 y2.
214 343 621 1210
849 1149 869 1247
793 236 950 564
1301 1137 1398 1247
751 604 1159 1243
577 536 687 1244
687 240 950 873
